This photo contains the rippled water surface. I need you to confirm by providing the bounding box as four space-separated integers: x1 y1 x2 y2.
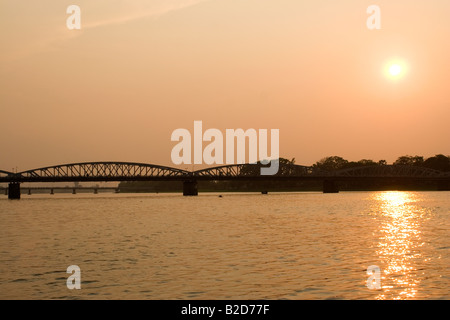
0 191 449 299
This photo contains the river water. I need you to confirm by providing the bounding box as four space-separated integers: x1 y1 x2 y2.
0 191 448 300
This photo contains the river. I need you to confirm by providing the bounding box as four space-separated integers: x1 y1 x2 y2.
0 191 448 299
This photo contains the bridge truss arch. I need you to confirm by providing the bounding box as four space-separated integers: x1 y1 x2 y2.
0 170 13 178
335 165 444 178
15 162 191 182
193 162 330 178
439 171 450 177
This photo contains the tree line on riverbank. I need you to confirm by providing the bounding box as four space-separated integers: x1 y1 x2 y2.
118 154 450 192
312 154 450 172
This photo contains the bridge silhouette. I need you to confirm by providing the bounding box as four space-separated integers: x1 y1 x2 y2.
1 161 449 199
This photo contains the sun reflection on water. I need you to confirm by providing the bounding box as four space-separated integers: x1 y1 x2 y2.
371 191 428 300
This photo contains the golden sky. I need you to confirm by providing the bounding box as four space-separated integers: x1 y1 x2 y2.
1 0 449 171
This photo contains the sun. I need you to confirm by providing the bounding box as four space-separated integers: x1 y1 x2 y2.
384 60 408 80
389 64 402 76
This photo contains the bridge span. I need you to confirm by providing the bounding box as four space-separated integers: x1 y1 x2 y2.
1 161 449 199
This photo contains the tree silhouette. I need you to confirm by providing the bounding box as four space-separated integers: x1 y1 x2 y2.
423 154 450 172
394 155 424 166
313 156 348 171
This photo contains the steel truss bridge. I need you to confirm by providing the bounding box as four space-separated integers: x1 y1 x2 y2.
1 161 449 199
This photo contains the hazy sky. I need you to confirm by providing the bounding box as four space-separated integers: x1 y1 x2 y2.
1 0 449 172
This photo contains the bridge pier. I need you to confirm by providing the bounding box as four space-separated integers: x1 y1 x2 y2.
183 180 198 196
50 188 54 195
323 180 339 193
8 183 21 200
437 180 450 191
